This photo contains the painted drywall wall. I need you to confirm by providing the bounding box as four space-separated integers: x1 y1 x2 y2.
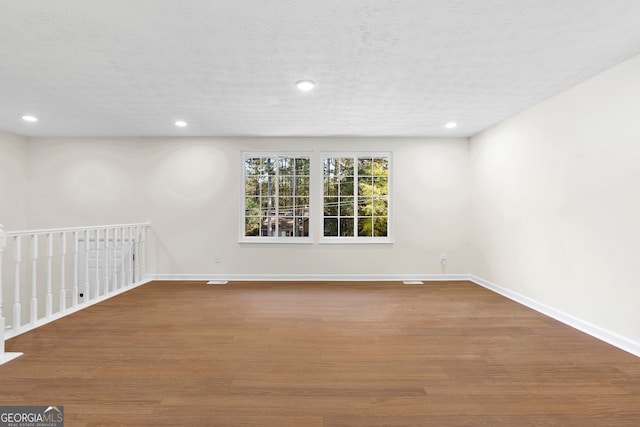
0 131 29 327
469 54 640 343
26 137 471 276
0 131 28 230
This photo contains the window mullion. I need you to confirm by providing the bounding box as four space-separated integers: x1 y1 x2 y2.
292 158 297 237
353 156 359 237
274 157 279 237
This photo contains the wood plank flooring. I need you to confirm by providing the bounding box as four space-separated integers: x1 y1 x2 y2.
2 280 640 426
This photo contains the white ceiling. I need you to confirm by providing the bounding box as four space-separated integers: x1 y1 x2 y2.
2 0 640 138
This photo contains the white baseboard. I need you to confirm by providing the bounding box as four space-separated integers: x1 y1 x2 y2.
146 273 470 282
0 352 23 365
468 275 640 358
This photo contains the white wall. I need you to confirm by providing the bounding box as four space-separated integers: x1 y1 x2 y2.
27 137 471 277
0 131 29 230
470 54 640 344
0 131 29 326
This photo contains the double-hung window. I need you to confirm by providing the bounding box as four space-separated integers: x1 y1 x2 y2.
242 153 311 241
242 151 391 243
322 153 391 241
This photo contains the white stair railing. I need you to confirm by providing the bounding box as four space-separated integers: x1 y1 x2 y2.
0 222 150 365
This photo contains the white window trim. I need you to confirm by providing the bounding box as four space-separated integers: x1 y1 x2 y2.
319 151 393 244
320 236 394 245
239 151 313 243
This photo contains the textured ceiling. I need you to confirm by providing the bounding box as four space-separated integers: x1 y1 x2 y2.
2 0 640 138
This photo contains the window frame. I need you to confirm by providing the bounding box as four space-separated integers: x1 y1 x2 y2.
240 151 313 243
320 151 393 244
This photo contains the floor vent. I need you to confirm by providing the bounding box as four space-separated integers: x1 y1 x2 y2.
207 280 229 285
403 280 424 285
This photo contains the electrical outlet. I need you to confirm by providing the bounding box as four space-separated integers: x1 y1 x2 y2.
440 253 447 265
215 254 221 264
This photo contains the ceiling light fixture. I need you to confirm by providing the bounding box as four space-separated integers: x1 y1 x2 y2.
445 122 457 129
175 120 187 127
295 80 317 91
22 115 38 122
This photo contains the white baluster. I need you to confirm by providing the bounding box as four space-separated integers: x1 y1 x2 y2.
13 236 22 331
46 233 53 318
84 229 90 301
134 225 140 282
30 235 38 324
120 227 126 287
113 228 119 289
72 231 79 307
94 228 101 298
59 232 66 312
128 227 133 285
104 228 110 293
0 224 22 364
141 226 147 280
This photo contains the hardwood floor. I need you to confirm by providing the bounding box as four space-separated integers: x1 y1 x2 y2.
2 280 640 426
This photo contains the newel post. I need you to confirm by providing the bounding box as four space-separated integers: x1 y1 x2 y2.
0 224 23 364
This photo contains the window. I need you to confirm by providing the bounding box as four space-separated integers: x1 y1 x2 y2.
322 153 391 240
243 153 311 241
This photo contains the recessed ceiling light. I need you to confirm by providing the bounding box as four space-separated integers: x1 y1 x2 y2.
295 80 317 91
22 115 38 122
175 120 187 128
445 122 457 129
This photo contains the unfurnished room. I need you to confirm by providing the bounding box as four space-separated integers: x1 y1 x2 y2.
1 1 640 426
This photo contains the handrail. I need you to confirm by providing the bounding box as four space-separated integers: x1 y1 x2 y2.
6 222 150 236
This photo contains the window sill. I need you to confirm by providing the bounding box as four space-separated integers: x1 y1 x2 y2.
319 237 394 245
239 237 314 244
